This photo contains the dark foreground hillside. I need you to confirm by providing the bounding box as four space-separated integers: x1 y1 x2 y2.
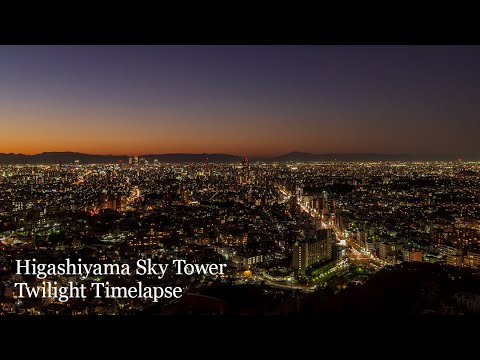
151 263 480 315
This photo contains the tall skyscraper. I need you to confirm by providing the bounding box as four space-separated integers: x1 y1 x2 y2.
292 229 333 276
240 157 249 185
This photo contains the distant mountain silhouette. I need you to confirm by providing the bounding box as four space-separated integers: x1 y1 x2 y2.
0 152 241 164
0 151 477 164
270 151 412 162
0 152 128 164
269 151 480 162
141 153 241 163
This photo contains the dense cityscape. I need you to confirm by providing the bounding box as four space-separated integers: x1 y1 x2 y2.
1 157 480 315
2 45 480 316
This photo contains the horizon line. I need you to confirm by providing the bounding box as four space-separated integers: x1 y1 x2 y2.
0 150 478 158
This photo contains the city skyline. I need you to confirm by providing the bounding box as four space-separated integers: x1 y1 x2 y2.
3 159 480 315
1 45 480 156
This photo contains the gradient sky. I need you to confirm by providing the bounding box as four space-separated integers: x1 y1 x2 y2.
1 45 480 157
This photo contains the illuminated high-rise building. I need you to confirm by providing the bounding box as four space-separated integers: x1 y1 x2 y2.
183 190 190 205
402 248 423 262
98 188 108 209
240 157 249 185
464 251 480 268
292 229 333 276
128 156 139 166
379 242 395 260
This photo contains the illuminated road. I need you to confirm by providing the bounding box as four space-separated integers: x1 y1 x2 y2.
276 184 384 272
126 186 141 207
254 271 317 292
347 246 370 261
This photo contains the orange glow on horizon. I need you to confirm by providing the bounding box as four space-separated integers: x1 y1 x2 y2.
0 107 305 157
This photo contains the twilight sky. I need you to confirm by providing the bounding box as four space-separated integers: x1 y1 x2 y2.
0 45 480 157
